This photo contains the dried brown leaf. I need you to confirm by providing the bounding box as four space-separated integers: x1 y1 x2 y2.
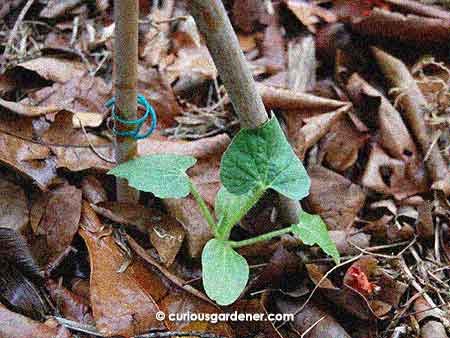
42 111 114 172
276 296 351 337
81 175 107 205
285 0 337 33
0 178 29 235
361 144 428 199
17 57 87 84
46 279 92 323
0 303 72 338
34 184 81 260
352 8 450 44
307 165 366 230
40 0 82 18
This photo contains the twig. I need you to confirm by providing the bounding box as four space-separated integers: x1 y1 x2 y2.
189 0 302 224
75 115 116 163
4 0 35 57
114 0 139 202
349 236 417 259
53 316 105 337
300 316 326 338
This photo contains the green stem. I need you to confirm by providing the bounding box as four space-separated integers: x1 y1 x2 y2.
189 181 217 232
228 226 293 249
217 184 266 240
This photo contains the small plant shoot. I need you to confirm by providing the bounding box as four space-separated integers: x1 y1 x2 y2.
109 116 340 305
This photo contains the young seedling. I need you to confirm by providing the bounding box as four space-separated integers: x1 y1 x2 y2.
109 116 340 306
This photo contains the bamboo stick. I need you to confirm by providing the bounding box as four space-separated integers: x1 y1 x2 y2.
114 0 139 201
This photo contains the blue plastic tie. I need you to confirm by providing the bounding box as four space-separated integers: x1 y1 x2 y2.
106 94 157 140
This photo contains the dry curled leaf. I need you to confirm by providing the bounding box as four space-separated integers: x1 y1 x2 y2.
0 115 57 190
284 0 337 33
361 144 428 199
307 165 366 230
352 8 450 45
81 175 107 205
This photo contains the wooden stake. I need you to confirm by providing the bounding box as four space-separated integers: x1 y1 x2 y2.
114 0 139 202
189 0 302 223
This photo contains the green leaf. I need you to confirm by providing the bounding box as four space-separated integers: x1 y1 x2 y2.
292 212 340 264
220 116 310 200
108 154 196 199
202 239 249 305
214 186 263 239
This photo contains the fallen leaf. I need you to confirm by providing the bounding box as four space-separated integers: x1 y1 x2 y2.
0 178 29 234
16 57 87 84
0 228 48 321
319 118 368 172
307 165 366 230
232 0 273 33
24 75 111 119
148 213 186 266
352 8 450 45
230 299 283 338
166 46 217 84
260 23 286 74
276 295 351 337
40 0 82 18
92 202 186 266
42 111 114 172
138 66 183 128
346 73 420 162
0 114 57 190
285 0 337 33
81 175 107 205
0 303 72 338
34 184 82 259
0 97 60 117
417 201 434 239
246 243 301 294
361 144 428 199
46 279 92 323
421 321 449 338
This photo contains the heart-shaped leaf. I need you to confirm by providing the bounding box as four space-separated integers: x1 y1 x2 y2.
214 186 263 239
292 212 340 264
220 116 310 200
202 239 249 305
108 154 196 198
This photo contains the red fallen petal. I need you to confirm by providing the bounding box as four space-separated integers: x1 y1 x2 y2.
347 266 376 295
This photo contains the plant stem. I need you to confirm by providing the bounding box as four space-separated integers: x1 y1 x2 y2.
114 0 139 202
189 0 303 224
228 226 293 249
217 185 266 240
189 181 217 232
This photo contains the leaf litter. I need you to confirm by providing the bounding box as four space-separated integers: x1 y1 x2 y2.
0 0 449 337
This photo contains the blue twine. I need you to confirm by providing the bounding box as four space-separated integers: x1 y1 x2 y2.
106 94 157 140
